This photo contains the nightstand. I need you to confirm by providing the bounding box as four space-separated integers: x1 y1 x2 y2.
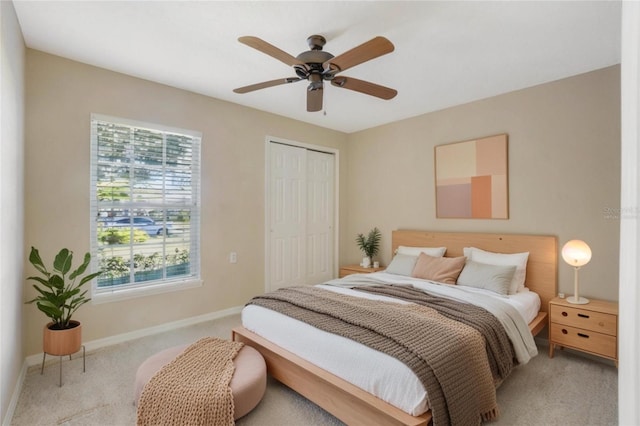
548 297 618 366
339 264 385 278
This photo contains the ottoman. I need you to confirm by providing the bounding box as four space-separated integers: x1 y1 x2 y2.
134 343 266 420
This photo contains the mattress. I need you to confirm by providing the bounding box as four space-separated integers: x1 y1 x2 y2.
241 272 540 416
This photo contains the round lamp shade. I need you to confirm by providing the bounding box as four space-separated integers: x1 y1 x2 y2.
562 240 592 267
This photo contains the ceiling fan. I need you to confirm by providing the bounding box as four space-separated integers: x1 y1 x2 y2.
233 35 397 112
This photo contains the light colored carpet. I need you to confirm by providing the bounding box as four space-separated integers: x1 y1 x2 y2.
10 314 617 425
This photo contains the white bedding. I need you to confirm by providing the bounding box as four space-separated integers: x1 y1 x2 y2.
241 272 540 416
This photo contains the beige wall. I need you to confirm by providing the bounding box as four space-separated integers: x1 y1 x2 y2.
24 50 349 356
0 1 25 421
345 66 620 303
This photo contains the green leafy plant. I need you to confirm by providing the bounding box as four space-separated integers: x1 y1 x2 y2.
98 227 148 244
98 255 130 280
26 247 102 330
355 227 382 265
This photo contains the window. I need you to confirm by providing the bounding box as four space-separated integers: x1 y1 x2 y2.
90 114 201 300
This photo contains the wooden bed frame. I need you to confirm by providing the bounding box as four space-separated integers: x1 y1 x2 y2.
233 230 558 426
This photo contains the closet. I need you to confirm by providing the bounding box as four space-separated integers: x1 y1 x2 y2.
266 141 336 291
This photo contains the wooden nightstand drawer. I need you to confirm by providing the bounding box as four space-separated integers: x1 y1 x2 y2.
339 264 385 278
549 304 617 336
549 323 617 358
548 297 618 365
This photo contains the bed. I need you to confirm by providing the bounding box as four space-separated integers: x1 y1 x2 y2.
232 230 557 426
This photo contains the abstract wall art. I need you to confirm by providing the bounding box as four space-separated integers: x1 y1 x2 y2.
434 134 508 219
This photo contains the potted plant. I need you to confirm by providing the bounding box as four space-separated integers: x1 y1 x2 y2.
355 227 381 268
26 247 102 356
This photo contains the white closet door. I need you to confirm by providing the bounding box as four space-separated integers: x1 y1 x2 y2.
306 150 334 285
268 142 335 291
269 143 307 290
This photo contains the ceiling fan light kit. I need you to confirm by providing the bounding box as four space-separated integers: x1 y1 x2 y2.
234 34 397 112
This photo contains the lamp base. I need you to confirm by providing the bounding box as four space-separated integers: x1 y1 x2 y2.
566 296 590 304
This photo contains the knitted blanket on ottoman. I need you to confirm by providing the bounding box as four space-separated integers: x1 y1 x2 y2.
137 337 244 426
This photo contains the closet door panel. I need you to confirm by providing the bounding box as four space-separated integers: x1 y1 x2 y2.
269 143 307 290
306 150 334 285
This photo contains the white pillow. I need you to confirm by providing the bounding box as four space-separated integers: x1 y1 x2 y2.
463 247 529 294
397 246 446 257
385 253 418 276
456 260 517 295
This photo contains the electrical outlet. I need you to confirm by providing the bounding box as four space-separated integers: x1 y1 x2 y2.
229 252 237 264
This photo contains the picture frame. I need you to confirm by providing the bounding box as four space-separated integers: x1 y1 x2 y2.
434 134 509 219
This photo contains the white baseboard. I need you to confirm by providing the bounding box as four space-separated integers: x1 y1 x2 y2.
25 306 243 367
2 360 28 426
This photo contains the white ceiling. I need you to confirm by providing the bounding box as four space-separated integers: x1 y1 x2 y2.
12 1 621 134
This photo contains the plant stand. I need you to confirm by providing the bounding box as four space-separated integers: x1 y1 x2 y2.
40 345 85 387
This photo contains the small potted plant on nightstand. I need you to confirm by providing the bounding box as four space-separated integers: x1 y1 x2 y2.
356 227 381 268
26 247 102 358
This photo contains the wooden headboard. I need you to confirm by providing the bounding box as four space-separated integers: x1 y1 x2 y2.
392 230 558 313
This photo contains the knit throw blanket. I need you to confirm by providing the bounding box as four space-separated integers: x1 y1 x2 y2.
354 284 516 381
137 337 244 426
248 286 511 426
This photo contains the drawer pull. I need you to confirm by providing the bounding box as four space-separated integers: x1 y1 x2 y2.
577 333 590 339
578 313 590 319
562 311 568 317
562 329 568 334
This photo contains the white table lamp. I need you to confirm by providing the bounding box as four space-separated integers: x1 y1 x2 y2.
561 239 592 304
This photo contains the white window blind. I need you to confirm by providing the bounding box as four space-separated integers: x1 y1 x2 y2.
90 114 201 297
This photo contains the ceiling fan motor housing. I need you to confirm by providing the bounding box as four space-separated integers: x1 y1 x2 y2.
295 49 335 79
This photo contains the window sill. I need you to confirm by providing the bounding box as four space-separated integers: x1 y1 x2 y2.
92 278 203 304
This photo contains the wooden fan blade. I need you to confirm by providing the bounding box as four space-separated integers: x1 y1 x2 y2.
234 77 302 94
323 36 394 73
331 76 397 100
307 87 323 112
238 36 305 67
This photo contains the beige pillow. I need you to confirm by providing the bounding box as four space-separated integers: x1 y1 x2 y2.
411 253 467 285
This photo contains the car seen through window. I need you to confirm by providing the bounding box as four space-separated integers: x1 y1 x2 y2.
106 217 171 236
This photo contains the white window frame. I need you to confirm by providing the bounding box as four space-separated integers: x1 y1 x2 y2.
90 114 202 303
